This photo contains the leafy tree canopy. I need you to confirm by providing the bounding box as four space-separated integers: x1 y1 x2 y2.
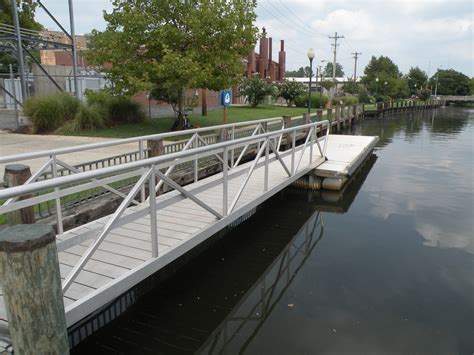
239 75 276 107
86 0 258 116
428 69 471 96
285 66 313 78
361 56 405 98
277 79 306 106
0 0 43 73
361 56 401 83
323 62 344 78
405 66 428 94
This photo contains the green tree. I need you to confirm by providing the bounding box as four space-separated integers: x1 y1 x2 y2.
0 0 43 73
86 0 258 126
285 66 312 78
278 79 306 106
361 56 404 98
406 66 428 95
429 69 471 96
239 75 276 107
323 62 344 78
320 79 333 91
342 81 360 95
470 77 474 95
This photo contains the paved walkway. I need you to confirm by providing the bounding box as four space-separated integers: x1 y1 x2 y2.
0 131 138 178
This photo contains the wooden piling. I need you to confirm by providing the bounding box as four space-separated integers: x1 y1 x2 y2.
0 224 69 355
4 164 34 225
147 138 164 157
283 115 292 149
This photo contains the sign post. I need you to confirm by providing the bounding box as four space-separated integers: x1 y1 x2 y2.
221 90 232 124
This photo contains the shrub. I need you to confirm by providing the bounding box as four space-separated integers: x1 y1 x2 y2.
331 95 359 106
294 93 329 109
73 104 106 130
23 93 80 133
239 75 276 107
85 90 145 124
278 79 306 106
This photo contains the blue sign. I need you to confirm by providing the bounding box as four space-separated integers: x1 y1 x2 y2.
221 90 232 107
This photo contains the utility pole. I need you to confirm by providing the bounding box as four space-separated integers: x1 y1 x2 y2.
329 32 344 93
11 0 27 101
68 0 80 99
351 52 362 81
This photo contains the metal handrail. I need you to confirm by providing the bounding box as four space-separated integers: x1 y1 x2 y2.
0 116 291 164
0 120 330 293
0 121 329 201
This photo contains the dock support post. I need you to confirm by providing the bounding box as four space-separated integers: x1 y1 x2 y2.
147 138 164 157
0 225 69 355
283 115 292 150
335 105 341 130
4 164 35 225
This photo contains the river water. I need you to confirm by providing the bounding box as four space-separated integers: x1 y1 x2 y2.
72 107 474 355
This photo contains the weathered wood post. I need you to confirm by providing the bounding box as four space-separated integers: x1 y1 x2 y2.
302 112 311 140
147 138 164 157
0 224 69 354
283 115 292 150
4 164 35 225
316 110 323 122
352 104 357 124
335 105 341 130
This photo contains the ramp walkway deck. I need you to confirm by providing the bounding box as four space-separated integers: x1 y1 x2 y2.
0 119 378 345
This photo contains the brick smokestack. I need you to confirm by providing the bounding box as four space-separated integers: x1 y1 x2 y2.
269 37 276 81
258 28 268 79
278 40 286 81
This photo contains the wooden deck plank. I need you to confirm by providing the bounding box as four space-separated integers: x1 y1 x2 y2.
58 252 130 278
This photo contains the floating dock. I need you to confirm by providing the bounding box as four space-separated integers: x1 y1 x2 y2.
0 122 378 349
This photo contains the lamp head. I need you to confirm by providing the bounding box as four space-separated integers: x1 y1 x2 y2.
307 48 315 61
375 77 379 82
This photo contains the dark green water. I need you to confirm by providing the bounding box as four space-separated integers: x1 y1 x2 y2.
72 107 474 355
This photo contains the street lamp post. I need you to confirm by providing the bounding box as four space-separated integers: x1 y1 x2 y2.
375 77 379 96
307 48 315 114
384 81 388 96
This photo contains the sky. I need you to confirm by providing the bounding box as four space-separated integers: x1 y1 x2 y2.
35 0 473 78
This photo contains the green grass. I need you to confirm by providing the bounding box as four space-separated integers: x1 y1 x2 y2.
57 105 308 139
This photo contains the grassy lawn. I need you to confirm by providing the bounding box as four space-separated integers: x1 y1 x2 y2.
58 105 308 139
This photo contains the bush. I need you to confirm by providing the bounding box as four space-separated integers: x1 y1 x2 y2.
375 95 391 103
73 104 106 130
294 93 329 109
331 95 359 106
278 79 306 106
85 90 145 124
239 75 276 107
23 93 80 133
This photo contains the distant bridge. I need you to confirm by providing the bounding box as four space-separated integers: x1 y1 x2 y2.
435 95 474 102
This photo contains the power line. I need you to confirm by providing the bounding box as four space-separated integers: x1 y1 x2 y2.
255 4 310 57
276 0 328 38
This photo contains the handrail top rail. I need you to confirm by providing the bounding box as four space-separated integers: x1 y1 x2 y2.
0 115 299 164
0 120 329 200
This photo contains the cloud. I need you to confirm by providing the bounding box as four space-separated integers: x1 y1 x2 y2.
34 0 473 76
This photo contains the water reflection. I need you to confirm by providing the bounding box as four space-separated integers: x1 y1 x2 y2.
358 107 474 255
198 212 324 354
72 156 377 354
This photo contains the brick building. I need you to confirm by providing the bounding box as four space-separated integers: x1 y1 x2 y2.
39 28 286 115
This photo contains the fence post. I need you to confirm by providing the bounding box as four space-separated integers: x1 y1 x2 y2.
4 164 34 225
335 105 341 130
316 110 323 122
283 115 292 150
147 138 164 157
0 224 69 354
